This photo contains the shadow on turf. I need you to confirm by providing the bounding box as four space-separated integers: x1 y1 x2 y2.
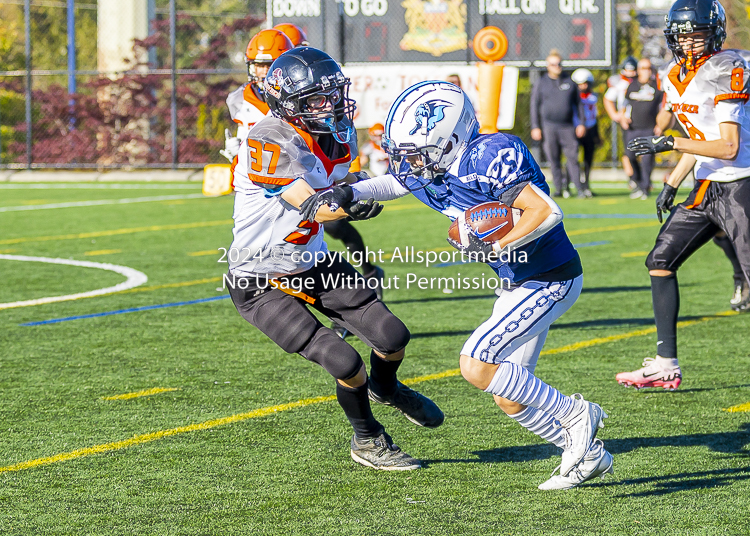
424 424 750 494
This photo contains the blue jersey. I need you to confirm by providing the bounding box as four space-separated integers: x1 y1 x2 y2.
403 132 580 283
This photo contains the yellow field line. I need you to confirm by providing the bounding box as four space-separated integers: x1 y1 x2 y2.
84 249 122 256
724 401 750 413
117 277 222 295
0 308 742 474
188 250 220 257
0 219 233 246
102 387 180 401
621 251 650 258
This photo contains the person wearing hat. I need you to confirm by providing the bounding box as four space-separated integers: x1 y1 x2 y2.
603 56 638 187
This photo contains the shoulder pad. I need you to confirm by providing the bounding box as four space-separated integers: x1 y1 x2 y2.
703 50 750 103
226 85 247 122
245 117 318 188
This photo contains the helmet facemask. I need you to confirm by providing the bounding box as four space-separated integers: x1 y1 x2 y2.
666 28 717 70
382 135 457 191
247 61 273 92
298 84 355 142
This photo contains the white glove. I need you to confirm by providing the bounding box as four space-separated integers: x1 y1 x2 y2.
219 128 241 162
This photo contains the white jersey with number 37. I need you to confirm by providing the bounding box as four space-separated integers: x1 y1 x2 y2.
661 49 750 182
228 116 357 278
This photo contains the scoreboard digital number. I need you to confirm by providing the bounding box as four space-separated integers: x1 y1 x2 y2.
270 0 613 67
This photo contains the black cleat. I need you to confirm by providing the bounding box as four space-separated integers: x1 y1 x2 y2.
350 432 421 471
368 380 444 428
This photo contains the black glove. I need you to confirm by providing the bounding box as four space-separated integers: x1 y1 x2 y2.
343 198 384 220
447 223 495 261
299 185 354 222
627 135 674 156
655 183 678 223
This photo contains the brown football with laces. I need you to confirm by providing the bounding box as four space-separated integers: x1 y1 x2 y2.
448 202 523 245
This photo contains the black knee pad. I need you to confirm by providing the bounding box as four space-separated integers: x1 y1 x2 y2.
360 301 411 355
645 249 669 271
300 328 363 380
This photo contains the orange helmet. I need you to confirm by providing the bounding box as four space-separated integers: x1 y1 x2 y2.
245 29 294 64
368 123 384 136
245 29 294 88
273 23 309 47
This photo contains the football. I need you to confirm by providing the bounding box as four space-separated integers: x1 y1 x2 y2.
448 202 522 244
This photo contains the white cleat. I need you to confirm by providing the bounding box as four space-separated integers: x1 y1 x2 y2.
538 439 613 490
559 393 607 477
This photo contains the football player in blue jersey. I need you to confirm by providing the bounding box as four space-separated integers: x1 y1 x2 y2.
301 81 613 490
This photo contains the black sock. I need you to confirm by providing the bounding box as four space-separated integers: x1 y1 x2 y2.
713 234 744 283
336 381 384 439
651 273 679 358
369 350 402 396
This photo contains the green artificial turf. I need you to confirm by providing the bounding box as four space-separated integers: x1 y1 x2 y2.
1 182 749 535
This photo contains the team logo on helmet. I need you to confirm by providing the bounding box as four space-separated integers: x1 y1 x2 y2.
264 68 283 99
409 102 449 136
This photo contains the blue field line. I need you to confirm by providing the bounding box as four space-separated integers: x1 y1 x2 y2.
566 213 652 219
20 295 230 326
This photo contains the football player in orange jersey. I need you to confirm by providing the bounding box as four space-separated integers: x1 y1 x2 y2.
220 29 294 162
617 0 750 390
225 47 443 470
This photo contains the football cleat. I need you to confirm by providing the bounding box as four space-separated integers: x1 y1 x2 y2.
730 279 750 312
364 265 386 301
616 356 682 390
558 394 607 477
538 439 613 490
350 432 421 471
368 380 444 428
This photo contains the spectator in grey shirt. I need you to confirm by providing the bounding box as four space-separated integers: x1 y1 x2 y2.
531 50 589 198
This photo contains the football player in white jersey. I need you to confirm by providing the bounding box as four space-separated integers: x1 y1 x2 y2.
225 47 444 471
219 29 294 163
617 0 750 390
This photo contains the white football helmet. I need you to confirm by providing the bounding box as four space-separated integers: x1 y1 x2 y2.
383 81 478 190
571 68 594 85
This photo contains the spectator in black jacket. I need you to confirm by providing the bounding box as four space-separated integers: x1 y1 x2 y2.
531 50 590 198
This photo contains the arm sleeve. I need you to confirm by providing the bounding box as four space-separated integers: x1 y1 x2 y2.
350 174 410 202
503 183 563 251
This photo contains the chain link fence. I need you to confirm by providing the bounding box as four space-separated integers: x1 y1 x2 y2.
0 0 630 170
0 0 264 169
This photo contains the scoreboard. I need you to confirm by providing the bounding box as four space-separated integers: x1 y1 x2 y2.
269 0 614 67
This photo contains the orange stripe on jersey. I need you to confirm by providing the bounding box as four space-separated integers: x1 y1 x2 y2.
243 85 270 114
269 279 316 304
248 172 295 187
715 93 750 104
230 155 238 191
684 180 710 210
290 124 352 176
348 156 361 172
668 64 698 97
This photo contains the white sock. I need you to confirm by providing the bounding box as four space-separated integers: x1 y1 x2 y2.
507 406 567 449
655 356 680 368
485 361 574 420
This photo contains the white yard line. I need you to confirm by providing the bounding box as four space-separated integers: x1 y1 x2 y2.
0 193 205 212
0 255 147 310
